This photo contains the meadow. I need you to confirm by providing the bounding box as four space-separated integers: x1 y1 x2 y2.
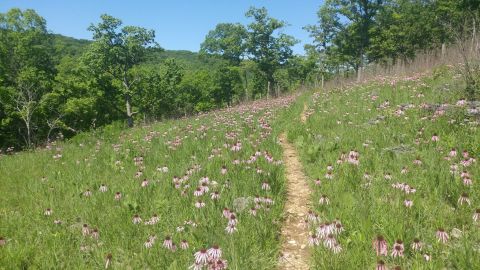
0 97 295 269
1 66 479 270
285 66 480 269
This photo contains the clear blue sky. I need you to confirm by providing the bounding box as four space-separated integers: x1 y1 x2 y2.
0 0 323 55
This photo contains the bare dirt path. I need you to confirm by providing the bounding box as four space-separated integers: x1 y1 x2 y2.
300 103 308 123
277 133 311 270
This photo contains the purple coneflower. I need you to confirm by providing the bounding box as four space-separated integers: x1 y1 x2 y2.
473 209 480 222
105 253 112 269
163 236 173 250
458 193 471 206
144 239 153 248
319 195 330 205
228 214 237 226
210 191 220 200
180 240 189 250
391 240 404 258
44 208 52 216
194 249 209 264
114 192 122 200
132 214 142 224
411 238 423 251
431 134 439 142
436 228 449 243
376 260 387 270
372 235 388 256
249 207 257 216
0 237 6 246
195 200 206 208
449 148 457 157
331 243 342 254
141 179 149 187
194 187 204 197
225 224 237 234
83 189 92 197
404 199 413 208
401 167 408 174
207 245 222 259
261 182 271 190
308 233 320 246
99 184 108 192
323 234 336 249
91 228 99 240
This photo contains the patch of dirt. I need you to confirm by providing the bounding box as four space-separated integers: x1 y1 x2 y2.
277 133 311 270
300 103 308 123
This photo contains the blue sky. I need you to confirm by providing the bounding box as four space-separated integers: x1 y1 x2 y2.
0 0 323 55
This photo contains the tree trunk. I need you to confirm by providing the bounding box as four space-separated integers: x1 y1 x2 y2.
125 94 134 128
441 43 446 62
267 81 271 99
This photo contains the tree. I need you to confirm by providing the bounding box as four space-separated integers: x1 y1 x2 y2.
306 0 383 80
0 8 55 149
82 14 158 127
245 7 298 97
200 23 247 65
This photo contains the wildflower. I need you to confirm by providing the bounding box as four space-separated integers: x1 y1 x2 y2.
132 214 142 224
308 233 320 246
314 178 321 185
44 208 53 216
194 187 204 197
325 171 334 179
431 134 439 142
144 239 153 248
228 214 237 226
141 179 149 187
404 199 413 208
195 200 206 208
99 184 108 192
363 172 371 179
413 157 422 165
222 208 231 218
401 167 408 174
423 253 431 261
248 207 257 218
384 173 392 180
463 177 473 186
334 222 344 235
458 193 471 206
473 209 480 222
91 228 99 240
436 228 449 243
163 236 173 250
114 192 122 200
261 182 271 191
82 224 89 236
180 240 189 250
327 164 334 171
194 249 209 264
331 243 342 253
319 195 330 205
324 234 336 249
411 238 423 251
83 189 92 197
105 253 112 269
221 166 227 175
372 235 388 256
225 224 237 234
376 260 387 270
449 148 457 157
391 240 404 257
210 191 220 200
207 245 222 259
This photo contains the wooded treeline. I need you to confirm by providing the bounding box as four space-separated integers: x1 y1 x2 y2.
1 1 479 150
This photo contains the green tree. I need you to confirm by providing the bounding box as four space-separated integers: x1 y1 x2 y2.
0 8 55 148
245 7 298 97
82 14 158 127
200 23 247 65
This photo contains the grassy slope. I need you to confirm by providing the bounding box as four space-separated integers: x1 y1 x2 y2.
285 67 480 269
0 99 293 269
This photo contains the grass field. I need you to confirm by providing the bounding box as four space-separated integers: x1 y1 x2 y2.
1 65 479 269
0 97 295 269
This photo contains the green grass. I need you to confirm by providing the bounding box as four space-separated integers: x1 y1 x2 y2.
1 66 479 269
0 99 294 269
286 67 480 269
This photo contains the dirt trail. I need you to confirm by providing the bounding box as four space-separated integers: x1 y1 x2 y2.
278 133 311 270
300 103 308 123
